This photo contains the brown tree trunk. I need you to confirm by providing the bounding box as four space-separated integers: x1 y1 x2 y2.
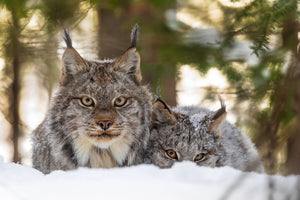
96 5 127 59
286 124 300 174
161 75 177 107
282 12 300 175
11 9 21 163
286 42 300 175
257 11 299 174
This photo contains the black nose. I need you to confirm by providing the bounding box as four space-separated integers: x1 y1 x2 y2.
97 120 113 130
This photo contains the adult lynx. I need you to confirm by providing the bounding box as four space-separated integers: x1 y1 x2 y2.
32 25 152 174
146 98 264 173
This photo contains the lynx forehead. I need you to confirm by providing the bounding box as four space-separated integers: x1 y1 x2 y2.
32 25 153 174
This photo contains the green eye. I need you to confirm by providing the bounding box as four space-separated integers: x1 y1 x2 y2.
194 153 205 162
114 96 127 107
81 96 94 107
166 149 178 160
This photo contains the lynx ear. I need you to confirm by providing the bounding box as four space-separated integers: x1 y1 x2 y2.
60 29 89 85
151 98 177 127
208 105 227 137
113 48 141 84
113 25 141 84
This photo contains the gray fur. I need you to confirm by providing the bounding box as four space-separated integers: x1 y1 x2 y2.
146 100 264 173
32 27 152 174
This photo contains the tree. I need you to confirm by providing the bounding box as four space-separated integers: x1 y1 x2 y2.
0 0 31 163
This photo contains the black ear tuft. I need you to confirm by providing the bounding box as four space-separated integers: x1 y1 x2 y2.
61 29 89 85
130 24 139 48
63 29 73 48
113 24 141 84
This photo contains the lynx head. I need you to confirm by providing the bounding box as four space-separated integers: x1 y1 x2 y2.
50 25 152 156
148 98 226 168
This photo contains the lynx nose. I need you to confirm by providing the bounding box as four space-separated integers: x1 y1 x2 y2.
97 120 113 131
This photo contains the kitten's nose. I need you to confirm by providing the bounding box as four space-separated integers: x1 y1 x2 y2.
97 120 113 131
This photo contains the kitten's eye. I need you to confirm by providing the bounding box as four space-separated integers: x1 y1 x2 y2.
81 96 94 107
166 149 178 160
114 96 127 107
194 153 205 162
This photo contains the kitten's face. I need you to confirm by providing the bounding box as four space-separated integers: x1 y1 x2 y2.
148 100 226 168
149 113 218 168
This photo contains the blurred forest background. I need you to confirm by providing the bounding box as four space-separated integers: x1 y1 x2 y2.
0 0 299 175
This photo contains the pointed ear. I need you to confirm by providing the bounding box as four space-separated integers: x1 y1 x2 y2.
151 98 177 127
208 106 227 138
113 48 141 84
60 30 89 85
113 24 141 84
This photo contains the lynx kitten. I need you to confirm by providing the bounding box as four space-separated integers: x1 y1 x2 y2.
146 98 264 173
32 25 152 174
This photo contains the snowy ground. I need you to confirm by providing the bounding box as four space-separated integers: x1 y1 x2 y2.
0 156 299 200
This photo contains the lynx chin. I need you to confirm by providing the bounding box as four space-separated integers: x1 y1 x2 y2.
32 25 152 174
145 98 264 173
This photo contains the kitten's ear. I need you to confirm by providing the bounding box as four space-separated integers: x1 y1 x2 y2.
208 104 227 138
113 25 142 84
60 29 89 85
151 98 177 126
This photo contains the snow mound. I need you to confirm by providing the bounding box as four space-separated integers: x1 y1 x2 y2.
0 160 299 200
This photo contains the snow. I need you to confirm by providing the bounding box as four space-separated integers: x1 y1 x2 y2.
190 113 208 131
0 155 299 200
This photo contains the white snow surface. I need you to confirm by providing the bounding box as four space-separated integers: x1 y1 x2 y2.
0 155 299 200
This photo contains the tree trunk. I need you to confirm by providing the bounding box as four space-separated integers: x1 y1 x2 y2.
257 10 299 174
286 40 300 175
282 11 300 175
11 9 21 163
96 5 127 59
286 123 300 174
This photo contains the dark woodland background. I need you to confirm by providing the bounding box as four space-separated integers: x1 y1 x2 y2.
0 0 299 175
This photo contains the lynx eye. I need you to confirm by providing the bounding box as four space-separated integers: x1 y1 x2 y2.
114 96 127 107
166 149 178 160
194 153 205 162
81 96 94 107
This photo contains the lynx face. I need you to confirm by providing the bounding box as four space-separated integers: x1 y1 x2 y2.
57 60 147 149
147 99 226 168
32 26 152 173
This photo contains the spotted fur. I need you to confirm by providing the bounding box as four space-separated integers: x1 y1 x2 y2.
32 26 152 174
145 99 264 173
